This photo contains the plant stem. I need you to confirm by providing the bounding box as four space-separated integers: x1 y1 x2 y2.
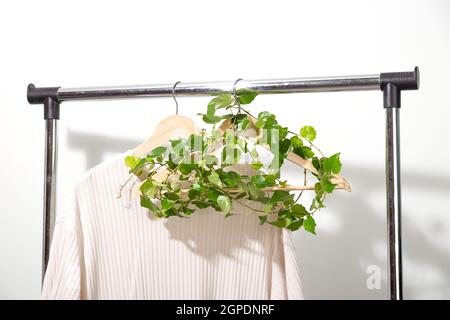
212 183 266 214
116 174 135 199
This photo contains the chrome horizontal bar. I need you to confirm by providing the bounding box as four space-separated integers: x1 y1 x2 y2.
57 74 381 101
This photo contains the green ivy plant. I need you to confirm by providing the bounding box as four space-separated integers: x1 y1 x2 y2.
122 89 343 234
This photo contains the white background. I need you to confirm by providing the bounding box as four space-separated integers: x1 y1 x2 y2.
1 0 449 299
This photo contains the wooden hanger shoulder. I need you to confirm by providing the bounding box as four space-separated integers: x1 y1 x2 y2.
132 115 200 157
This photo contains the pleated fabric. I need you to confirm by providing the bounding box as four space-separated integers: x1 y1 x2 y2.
41 150 304 300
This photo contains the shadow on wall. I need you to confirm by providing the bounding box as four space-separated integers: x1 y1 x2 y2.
286 163 450 300
67 128 140 169
67 129 450 300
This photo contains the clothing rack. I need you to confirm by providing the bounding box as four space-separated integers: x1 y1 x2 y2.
27 67 420 300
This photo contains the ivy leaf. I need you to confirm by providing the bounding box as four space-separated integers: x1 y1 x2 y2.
124 155 140 170
251 174 267 188
207 101 216 117
263 202 272 213
165 192 180 201
149 146 167 158
291 136 303 148
258 215 267 225
217 195 232 215
287 218 304 231
161 198 174 211
193 201 209 209
205 155 218 167
131 160 148 175
251 161 264 170
314 182 325 203
248 182 264 199
312 156 320 171
140 195 152 209
221 113 235 120
255 111 276 128
205 100 225 123
322 179 337 193
236 89 259 105
300 126 317 141
170 139 183 149
222 178 236 188
280 138 291 154
208 93 234 111
269 218 291 228
202 114 222 124
188 188 201 200
303 215 317 234
140 195 162 217
140 180 157 197
263 175 277 186
192 183 204 192
181 207 194 217
323 153 342 174
164 208 178 217
291 204 309 217
207 171 223 188
293 146 315 159
207 188 222 201
270 190 291 204
179 163 195 175
238 117 250 131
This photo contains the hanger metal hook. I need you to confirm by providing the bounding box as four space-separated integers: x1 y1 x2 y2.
172 81 181 115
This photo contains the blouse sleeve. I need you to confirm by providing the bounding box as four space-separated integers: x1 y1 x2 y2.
41 187 84 300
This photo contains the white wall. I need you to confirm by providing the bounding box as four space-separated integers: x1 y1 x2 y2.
1 0 449 299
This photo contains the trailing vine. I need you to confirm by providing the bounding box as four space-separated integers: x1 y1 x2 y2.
122 89 343 234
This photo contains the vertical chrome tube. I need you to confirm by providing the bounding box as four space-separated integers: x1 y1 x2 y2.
42 119 58 283
385 107 403 300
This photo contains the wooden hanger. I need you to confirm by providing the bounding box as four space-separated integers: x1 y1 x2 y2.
130 114 350 199
131 114 200 158
129 82 200 198
129 88 350 199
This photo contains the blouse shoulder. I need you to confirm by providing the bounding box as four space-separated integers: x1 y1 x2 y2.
74 150 130 190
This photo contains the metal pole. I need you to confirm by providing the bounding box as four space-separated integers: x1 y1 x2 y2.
41 96 60 284
385 106 403 300
382 80 404 300
42 119 58 283
56 74 381 101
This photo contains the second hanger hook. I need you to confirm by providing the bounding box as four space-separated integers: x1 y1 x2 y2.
172 81 182 115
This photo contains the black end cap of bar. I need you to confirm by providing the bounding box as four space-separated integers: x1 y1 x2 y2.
27 83 60 104
380 66 420 91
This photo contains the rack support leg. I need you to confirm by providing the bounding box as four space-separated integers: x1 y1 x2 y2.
384 83 403 300
42 97 59 284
